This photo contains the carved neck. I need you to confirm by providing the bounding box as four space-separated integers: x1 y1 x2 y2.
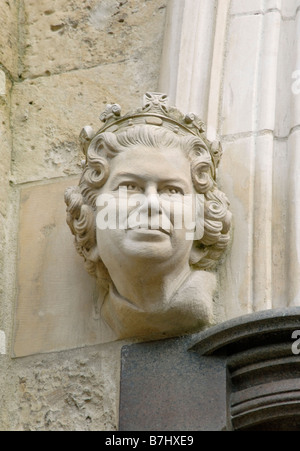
107 262 191 311
100 270 217 340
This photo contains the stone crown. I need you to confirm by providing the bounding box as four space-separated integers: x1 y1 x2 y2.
80 92 223 180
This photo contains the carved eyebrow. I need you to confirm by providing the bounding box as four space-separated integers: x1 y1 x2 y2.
109 172 143 185
111 173 191 188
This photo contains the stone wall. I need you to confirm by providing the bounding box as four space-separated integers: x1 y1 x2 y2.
2 0 300 431
0 0 167 431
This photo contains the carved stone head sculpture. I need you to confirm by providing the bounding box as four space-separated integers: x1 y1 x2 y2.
65 93 232 340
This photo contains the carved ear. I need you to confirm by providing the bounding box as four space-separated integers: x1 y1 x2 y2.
82 245 100 263
189 243 207 266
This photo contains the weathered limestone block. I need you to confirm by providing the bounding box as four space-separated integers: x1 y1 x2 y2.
0 74 12 217
11 61 160 184
13 179 117 358
0 0 19 78
1 342 122 431
21 0 167 79
0 75 13 427
0 73 12 316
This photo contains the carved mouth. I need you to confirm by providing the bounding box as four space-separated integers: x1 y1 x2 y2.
127 226 171 236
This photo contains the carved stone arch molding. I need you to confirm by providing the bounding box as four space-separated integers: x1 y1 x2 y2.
159 0 300 318
119 308 300 431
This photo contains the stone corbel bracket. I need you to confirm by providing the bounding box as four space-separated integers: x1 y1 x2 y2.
192 307 300 430
120 308 300 431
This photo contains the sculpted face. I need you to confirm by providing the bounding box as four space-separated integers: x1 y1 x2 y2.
96 146 195 275
65 94 232 339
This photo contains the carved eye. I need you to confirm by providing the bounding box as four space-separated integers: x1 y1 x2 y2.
119 183 142 193
127 184 138 191
161 187 184 196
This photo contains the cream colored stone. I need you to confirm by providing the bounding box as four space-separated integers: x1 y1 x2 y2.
291 11 300 132
264 0 282 11
231 0 300 16
21 0 167 79
275 10 300 137
286 130 300 307
272 137 289 309
251 133 274 311
0 71 6 96
265 0 300 17
206 0 231 141
281 0 300 17
95 148 216 338
0 121 11 217
11 61 161 184
0 104 11 324
0 0 18 77
221 9 299 136
230 0 263 15
257 12 281 132
221 14 263 135
65 93 231 340
1 342 123 431
219 132 295 317
1 0 170 433
0 76 12 218
157 0 300 323
13 179 116 358
159 0 217 121
0 331 6 355
218 136 256 318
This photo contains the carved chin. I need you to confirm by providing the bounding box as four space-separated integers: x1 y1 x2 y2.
101 271 217 340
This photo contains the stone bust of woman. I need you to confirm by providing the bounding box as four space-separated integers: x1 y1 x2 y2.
65 93 231 340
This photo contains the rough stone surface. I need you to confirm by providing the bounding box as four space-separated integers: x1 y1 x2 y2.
3 0 300 432
11 62 164 184
0 73 13 359
0 342 124 431
21 0 167 79
0 0 167 431
0 72 12 215
0 0 19 78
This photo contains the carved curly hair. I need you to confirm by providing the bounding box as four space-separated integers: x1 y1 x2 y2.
65 125 232 290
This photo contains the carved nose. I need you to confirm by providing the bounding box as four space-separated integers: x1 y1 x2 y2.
148 194 161 216
140 193 161 216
